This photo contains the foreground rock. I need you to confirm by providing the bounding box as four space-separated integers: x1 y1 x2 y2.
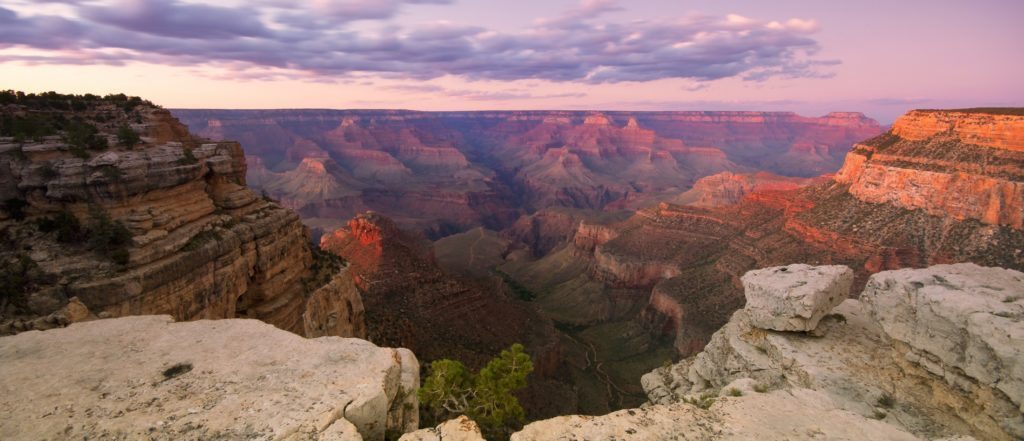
0 316 418 440
741 264 853 331
642 263 1024 440
513 387 920 440
398 416 485 441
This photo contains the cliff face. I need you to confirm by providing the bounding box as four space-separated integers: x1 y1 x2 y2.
837 110 1024 229
0 98 364 339
0 316 417 440
172 109 881 236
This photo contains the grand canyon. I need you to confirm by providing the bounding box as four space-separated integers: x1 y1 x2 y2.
1 1 1022 440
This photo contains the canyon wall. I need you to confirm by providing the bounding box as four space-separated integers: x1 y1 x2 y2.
0 98 364 339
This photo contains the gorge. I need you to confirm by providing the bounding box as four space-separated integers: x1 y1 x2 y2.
1 95 1022 440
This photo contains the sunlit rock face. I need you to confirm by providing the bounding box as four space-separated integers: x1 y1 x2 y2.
836 109 1024 229
173 109 882 237
0 103 363 340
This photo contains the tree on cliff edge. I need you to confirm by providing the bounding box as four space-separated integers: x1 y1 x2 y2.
419 343 533 439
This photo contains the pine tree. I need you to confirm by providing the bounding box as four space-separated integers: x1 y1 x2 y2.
418 343 534 439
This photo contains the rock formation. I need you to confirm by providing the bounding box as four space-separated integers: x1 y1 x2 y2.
0 95 364 339
0 315 417 440
398 416 485 441
512 263 1021 440
172 109 881 236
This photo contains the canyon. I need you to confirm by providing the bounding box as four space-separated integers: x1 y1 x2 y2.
3 98 1022 440
173 109 881 238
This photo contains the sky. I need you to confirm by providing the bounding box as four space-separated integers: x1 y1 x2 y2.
0 0 1022 122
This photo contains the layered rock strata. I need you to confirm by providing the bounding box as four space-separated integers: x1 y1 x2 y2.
0 100 364 339
0 316 417 440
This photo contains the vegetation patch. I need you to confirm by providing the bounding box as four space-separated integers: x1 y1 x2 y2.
183 230 222 251
493 269 537 301
0 253 40 312
2 198 29 221
419 344 533 440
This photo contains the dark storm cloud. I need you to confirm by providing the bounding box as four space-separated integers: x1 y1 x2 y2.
0 1 836 84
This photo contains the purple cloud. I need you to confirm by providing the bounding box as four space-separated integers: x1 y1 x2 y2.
0 1 837 84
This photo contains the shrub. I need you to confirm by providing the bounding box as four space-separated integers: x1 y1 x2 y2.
753 383 769 393
37 209 87 243
726 388 743 397
0 253 38 311
183 230 222 251
876 393 895 409
2 198 29 221
178 148 198 165
117 124 141 148
64 120 107 151
85 205 133 264
419 344 533 440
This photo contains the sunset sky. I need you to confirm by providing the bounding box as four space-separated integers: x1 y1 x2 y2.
1 0 1021 122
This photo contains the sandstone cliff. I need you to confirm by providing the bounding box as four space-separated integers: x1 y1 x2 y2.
515 263 1023 440
0 316 417 440
0 95 364 339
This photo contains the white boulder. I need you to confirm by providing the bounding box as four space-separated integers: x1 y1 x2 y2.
741 264 853 331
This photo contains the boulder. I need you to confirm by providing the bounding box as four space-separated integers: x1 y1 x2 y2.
0 316 418 441
861 263 1024 434
398 416 485 441
741 264 853 331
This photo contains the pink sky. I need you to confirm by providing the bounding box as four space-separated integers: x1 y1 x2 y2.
1 0 1021 122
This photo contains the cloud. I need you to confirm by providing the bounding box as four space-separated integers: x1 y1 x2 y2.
0 0 836 85
384 84 587 101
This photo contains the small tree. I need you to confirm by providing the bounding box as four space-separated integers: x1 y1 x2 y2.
419 343 533 439
117 124 141 148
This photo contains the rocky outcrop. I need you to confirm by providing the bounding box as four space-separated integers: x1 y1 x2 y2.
836 109 1024 229
0 97 364 340
642 263 1024 440
0 315 417 440
675 171 818 207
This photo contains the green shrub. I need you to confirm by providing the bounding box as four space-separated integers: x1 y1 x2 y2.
726 388 743 397
419 344 533 440
64 120 106 151
85 205 133 264
117 124 141 148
